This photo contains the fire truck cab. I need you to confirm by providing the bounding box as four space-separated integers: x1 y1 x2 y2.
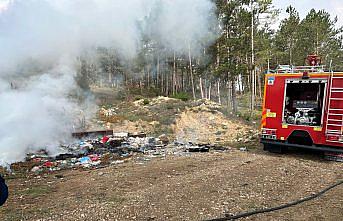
261 57 343 153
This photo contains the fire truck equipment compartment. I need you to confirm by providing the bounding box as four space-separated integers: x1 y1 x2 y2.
283 81 326 126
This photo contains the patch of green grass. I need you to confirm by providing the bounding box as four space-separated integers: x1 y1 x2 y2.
125 87 160 100
0 208 23 221
237 109 261 122
21 186 52 198
120 111 153 122
107 195 125 204
170 92 191 101
94 193 125 204
246 202 261 210
0 206 52 221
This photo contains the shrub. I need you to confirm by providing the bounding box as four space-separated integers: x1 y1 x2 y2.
143 99 150 105
170 92 190 101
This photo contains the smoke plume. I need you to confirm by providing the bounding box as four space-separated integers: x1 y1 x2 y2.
0 0 217 165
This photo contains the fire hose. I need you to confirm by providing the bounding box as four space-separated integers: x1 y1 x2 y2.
205 179 343 221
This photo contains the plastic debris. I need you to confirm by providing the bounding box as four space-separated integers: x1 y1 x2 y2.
23 132 230 174
79 156 92 164
43 162 54 168
31 166 41 173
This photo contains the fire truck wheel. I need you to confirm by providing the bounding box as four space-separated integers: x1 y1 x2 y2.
263 143 287 154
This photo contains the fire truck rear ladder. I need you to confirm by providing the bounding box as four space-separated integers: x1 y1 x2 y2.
325 72 343 143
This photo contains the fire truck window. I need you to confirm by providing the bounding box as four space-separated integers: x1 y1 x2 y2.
283 83 325 126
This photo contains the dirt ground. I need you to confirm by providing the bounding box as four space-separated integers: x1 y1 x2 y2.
1 148 342 221
1 94 341 221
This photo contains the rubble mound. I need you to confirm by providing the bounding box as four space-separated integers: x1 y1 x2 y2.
110 119 157 134
173 101 258 145
96 103 156 134
94 97 258 146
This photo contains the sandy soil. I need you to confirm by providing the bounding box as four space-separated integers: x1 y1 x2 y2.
172 105 256 144
1 149 342 221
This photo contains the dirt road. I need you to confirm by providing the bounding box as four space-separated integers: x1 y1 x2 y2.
1 149 342 221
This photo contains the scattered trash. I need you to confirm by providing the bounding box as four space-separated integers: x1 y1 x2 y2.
112 160 125 165
79 156 92 164
187 144 210 153
129 132 146 138
31 166 41 173
101 136 110 144
43 162 54 168
21 131 230 174
113 132 129 138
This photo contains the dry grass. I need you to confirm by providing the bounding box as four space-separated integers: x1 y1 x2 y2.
1 150 342 221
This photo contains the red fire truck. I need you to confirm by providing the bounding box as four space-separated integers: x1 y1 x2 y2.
261 55 343 154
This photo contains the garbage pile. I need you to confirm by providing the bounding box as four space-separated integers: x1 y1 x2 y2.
24 131 229 174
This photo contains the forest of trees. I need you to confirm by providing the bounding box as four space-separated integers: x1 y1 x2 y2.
77 0 343 114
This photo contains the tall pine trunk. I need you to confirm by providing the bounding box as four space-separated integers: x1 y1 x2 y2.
208 83 212 100
231 78 237 113
189 43 196 100
173 51 176 95
199 77 204 99
250 1 255 112
157 54 160 88
217 80 221 104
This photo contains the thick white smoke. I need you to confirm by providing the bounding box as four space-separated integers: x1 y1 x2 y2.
0 0 217 165
0 65 81 165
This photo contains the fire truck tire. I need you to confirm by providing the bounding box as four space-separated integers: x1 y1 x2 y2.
263 143 287 154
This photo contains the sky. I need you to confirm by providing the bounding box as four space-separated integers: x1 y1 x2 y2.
273 0 343 28
1 0 342 28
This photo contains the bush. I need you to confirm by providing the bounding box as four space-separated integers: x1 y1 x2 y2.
170 92 190 101
143 99 150 105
